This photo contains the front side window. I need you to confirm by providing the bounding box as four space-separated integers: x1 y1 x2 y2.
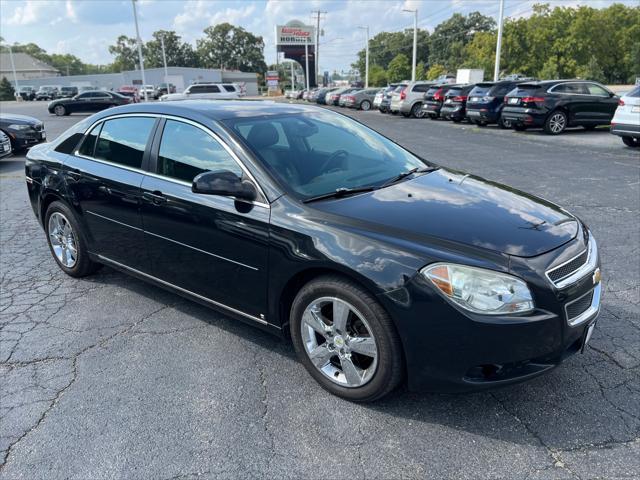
157 120 242 183
226 111 426 199
94 117 155 169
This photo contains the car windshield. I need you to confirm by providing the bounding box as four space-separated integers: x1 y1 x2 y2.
224 110 428 200
469 84 493 96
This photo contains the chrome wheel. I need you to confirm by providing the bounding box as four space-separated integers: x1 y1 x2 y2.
301 297 378 388
548 113 566 133
360 100 371 111
48 212 77 268
54 105 66 116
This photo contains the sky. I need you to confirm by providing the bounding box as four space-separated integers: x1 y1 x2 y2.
0 0 633 73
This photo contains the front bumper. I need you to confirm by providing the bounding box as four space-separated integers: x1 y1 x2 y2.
382 237 602 393
611 123 640 138
6 128 46 149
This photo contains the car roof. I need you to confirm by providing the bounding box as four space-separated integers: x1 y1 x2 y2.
99 100 323 121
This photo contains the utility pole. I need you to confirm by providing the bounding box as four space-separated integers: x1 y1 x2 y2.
290 61 295 91
7 44 19 96
131 0 148 101
311 10 326 87
494 0 505 81
304 38 310 92
160 34 169 85
403 8 418 81
358 26 370 88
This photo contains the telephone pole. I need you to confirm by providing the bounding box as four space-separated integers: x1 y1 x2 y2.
494 0 505 81
311 10 326 86
131 0 148 101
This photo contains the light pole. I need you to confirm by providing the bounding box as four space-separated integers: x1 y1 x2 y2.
131 0 148 101
358 26 369 88
403 8 418 81
494 0 505 81
160 34 169 86
304 38 310 92
6 44 19 98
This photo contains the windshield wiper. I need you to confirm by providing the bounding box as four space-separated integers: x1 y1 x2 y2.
302 186 377 204
380 166 439 188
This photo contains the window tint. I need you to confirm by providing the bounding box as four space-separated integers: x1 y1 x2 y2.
412 84 430 93
55 117 94 154
77 93 93 99
223 85 236 92
491 83 513 96
157 120 242 183
586 84 610 96
553 83 587 94
78 123 101 157
95 117 155 169
470 85 492 96
94 92 110 98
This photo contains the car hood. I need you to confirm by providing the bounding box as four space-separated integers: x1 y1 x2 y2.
312 168 578 258
0 113 40 125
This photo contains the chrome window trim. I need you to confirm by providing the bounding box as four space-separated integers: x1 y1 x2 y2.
86 210 258 271
72 112 270 209
96 254 268 325
545 234 598 289
565 281 601 327
547 82 611 97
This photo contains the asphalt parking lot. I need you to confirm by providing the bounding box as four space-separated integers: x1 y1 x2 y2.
1 100 638 480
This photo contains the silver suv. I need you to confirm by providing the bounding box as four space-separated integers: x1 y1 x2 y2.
390 81 433 118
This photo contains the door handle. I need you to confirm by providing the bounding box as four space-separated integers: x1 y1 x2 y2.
142 191 167 205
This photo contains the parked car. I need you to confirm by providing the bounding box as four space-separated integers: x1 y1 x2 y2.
315 87 339 105
307 89 322 102
140 85 158 100
17 86 36 101
0 113 46 151
35 86 59 101
390 81 433 117
26 101 601 401
0 130 12 158
160 83 241 101
466 80 525 128
59 86 78 99
440 84 475 122
117 85 139 103
157 83 176 95
501 80 619 134
327 87 358 106
377 84 404 113
610 85 640 147
342 88 381 110
422 84 460 119
47 91 132 116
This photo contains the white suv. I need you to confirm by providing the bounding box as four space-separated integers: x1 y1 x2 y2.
611 85 640 147
390 81 433 118
160 83 241 101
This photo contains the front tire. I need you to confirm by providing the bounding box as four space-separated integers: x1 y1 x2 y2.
290 276 404 402
622 136 640 147
544 110 567 135
359 100 371 111
45 201 101 277
54 105 66 116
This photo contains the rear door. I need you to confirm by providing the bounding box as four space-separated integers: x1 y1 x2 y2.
584 83 618 122
140 118 270 319
66 115 158 272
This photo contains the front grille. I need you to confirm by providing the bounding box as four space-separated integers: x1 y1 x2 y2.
547 249 588 284
565 289 594 322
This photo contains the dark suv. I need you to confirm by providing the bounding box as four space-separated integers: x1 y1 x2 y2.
466 81 524 128
422 84 459 119
440 85 475 122
501 80 619 134
59 86 78 98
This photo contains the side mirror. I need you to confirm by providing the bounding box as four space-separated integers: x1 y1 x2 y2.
192 170 257 201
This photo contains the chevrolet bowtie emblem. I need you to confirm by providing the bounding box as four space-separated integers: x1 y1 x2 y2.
592 268 601 285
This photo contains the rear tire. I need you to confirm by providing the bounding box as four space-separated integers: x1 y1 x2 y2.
544 110 567 135
290 275 404 402
45 201 101 278
359 100 371 111
498 117 512 129
622 136 640 147
411 102 425 118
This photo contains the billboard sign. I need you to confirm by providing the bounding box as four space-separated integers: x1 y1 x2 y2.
276 24 315 46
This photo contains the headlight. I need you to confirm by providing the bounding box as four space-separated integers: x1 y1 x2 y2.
8 124 31 131
422 263 534 315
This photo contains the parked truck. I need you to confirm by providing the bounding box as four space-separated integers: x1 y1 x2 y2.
456 69 484 84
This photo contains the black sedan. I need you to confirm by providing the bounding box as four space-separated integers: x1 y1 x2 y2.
25 101 601 401
0 113 46 151
47 91 132 116
502 80 619 134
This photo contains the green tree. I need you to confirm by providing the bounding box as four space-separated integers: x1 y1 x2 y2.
387 54 411 82
108 35 139 71
352 29 429 75
368 64 387 86
145 30 197 68
462 31 497 75
0 76 15 100
426 64 448 81
197 23 266 72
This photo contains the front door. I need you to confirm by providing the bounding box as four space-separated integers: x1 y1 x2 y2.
140 118 270 320
65 116 157 271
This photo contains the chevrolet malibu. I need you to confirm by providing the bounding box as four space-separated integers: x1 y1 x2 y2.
25 101 601 401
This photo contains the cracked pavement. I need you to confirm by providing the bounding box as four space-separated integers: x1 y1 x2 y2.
0 101 638 479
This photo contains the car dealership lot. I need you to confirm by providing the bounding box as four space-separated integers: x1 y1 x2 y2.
1 100 638 479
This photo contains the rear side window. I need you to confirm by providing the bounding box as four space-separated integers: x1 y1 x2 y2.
552 83 588 95
223 85 236 92
157 120 242 183
95 117 155 169
412 84 430 93
586 84 610 96
55 117 94 154
77 123 101 157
